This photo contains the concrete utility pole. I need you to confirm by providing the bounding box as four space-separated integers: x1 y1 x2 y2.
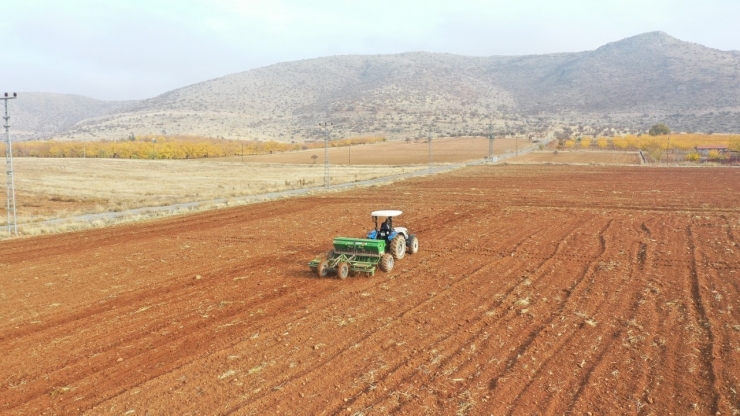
428 133 433 173
3 92 18 236
488 115 495 163
319 122 332 187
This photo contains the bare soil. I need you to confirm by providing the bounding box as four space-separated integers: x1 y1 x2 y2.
1 165 739 415
222 136 531 165
514 150 641 164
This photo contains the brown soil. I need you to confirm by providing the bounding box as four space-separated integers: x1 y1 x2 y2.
514 150 641 164
220 136 531 165
1 165 739 415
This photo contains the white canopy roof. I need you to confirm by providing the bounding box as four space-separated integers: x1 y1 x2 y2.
371 210 402 217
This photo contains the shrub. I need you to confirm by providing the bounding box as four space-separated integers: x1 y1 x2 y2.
649 123 671 136
686 152 700 162
708 149 723 160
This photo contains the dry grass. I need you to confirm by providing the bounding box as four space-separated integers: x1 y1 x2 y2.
0 157 423 234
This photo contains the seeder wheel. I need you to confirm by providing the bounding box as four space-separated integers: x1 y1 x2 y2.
317 260 329 278
336 262 349 280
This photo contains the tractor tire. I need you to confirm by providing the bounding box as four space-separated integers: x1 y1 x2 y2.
379 253 394 272
407 235 419 254
390 235 406 259
337 262 349 280
317 260 330 278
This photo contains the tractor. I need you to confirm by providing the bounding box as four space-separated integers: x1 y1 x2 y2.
308 210 419 279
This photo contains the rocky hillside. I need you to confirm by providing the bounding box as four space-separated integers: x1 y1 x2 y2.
7 93 131 140
12 32 740 141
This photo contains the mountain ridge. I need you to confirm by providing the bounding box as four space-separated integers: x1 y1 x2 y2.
10 31 740 141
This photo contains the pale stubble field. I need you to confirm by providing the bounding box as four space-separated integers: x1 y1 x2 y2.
0 157 423 235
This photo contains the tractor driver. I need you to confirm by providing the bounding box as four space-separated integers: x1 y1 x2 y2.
380 217 392 233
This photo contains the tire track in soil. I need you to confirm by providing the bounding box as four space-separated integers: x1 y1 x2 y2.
687 222 722 414
3 259 305 413
563 215 661 415
221 213 584 414
81 204 516 412
416 214 620 412
2 211 388 412
333 215 600 414
687 217 740 415
4 165 740 414
474 217 616 414
617 216 716 415
219 214 565 414
521 222 645 414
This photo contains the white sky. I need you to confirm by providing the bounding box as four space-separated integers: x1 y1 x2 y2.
1 0 738 101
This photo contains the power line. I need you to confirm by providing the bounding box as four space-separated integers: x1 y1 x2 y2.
319 122 332 187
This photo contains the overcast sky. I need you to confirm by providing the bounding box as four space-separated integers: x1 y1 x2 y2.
2 0 739 101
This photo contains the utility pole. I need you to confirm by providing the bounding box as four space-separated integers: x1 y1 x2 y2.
488 115 495 163
3 92 18 236
319 122 332 187
428 133 433 173
665 137 670 164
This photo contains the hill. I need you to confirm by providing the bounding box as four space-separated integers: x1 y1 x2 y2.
8 92 131 140
12 32 740 141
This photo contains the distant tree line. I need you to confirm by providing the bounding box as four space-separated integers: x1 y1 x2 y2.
4 135 386 160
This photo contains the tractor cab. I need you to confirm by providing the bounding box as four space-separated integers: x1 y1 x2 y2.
367 210 404 243
366 210 418 259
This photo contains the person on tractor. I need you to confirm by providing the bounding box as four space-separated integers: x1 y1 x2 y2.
380 217 392 233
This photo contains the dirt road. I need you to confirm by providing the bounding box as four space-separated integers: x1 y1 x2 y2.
1 165 739 415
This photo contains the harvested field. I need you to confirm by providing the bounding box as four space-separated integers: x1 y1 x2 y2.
1 165 740 415
0 158 422 227
218 136 532 165
513 150 641 164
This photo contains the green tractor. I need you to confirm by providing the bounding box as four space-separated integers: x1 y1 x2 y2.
308 210 419 279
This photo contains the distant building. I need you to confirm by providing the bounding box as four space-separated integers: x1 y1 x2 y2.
696 144 729 156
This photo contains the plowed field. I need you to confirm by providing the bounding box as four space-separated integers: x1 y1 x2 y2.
514 150 641 165
2 165 740 415
221 136 527 165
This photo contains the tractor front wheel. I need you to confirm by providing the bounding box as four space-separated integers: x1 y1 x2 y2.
379 253 394 272
407 235 419 254
317 260 330 278
390 235 406 259
337 262 349 280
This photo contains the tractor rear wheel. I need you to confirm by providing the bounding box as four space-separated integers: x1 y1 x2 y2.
407 236 419 254
317 260 330 278
379 253 394 272
337 262 349 280
390 235 406 259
